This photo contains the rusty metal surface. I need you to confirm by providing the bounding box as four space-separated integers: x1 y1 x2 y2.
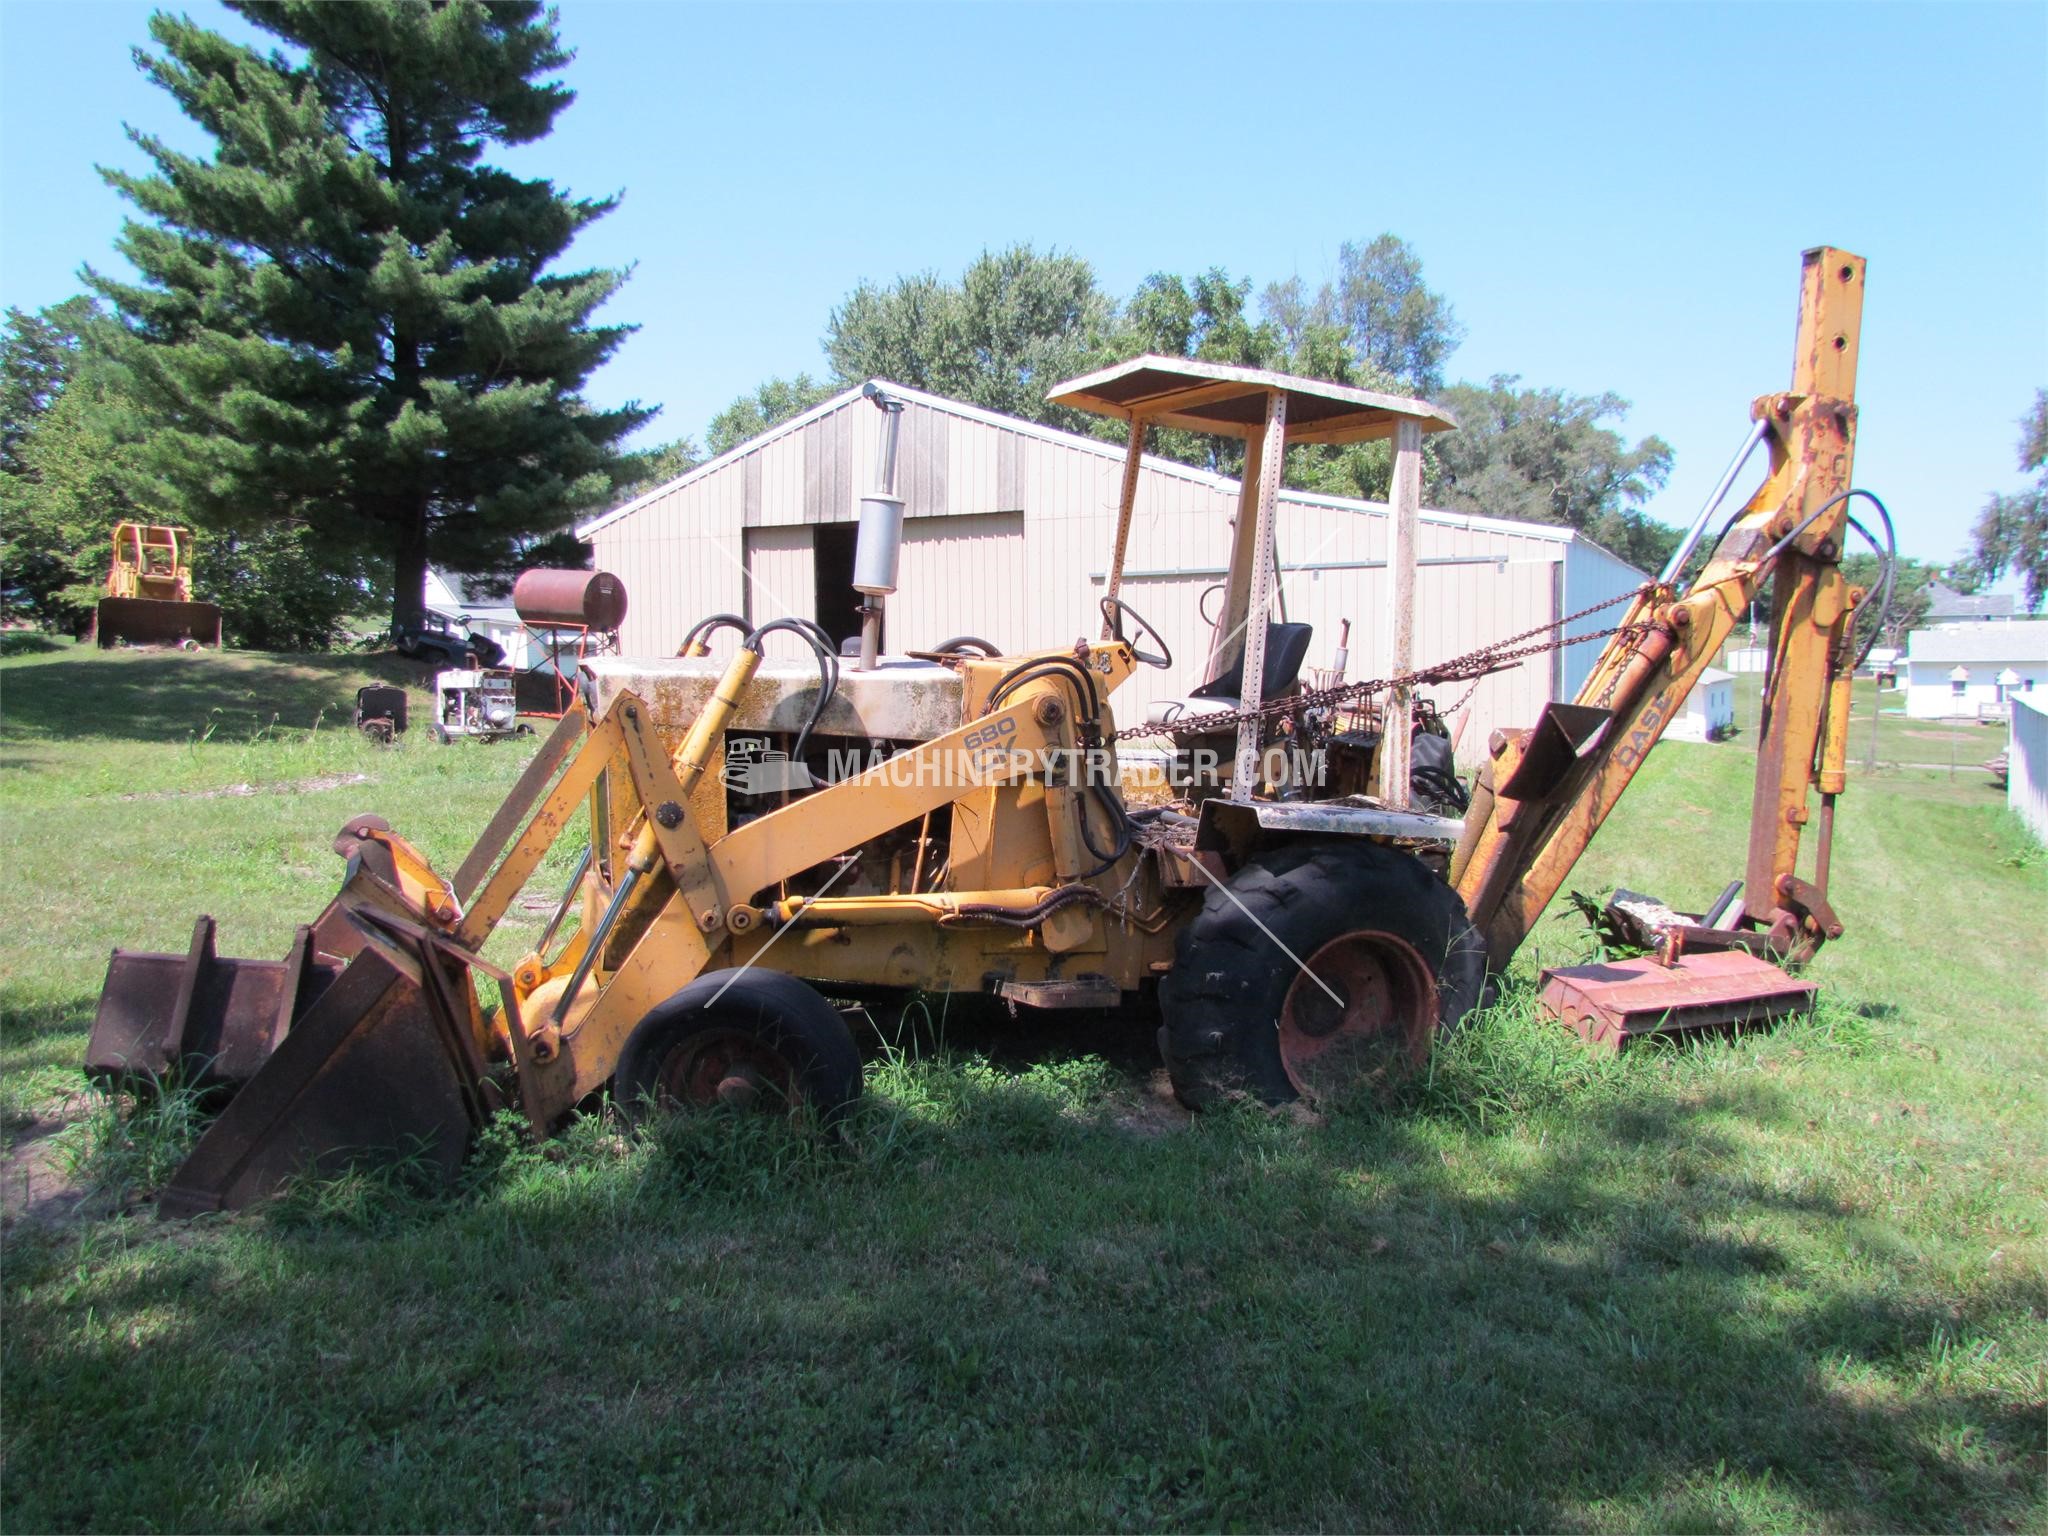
1538 950 1816 1053
93 596 224 649
997 977 1122 1009
1277 929 1437 1102
87 918 335 1090
1495 702 1615 802
513 567 628 631
157 947 486 1216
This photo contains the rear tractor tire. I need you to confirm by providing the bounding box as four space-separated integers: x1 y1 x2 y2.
614 969 863 1128
1158 840 1486 1111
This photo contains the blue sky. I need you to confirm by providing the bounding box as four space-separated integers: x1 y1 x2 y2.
2 1 2042 572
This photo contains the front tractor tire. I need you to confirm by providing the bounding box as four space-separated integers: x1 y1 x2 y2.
614 970 863 1128
1158 841 1487 1111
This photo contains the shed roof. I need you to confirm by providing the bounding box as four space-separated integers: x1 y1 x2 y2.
1046 355 1456 445
1906 620 2048 664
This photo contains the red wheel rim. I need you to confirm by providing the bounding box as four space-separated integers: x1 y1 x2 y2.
652 1027 797 1114
1277 930 1438 1103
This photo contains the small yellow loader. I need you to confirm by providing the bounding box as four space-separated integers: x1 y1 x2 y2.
92 521 222 649
87 249 1887 1212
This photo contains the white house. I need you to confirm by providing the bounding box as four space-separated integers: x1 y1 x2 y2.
576 379 1646 758
1664 666 1735 743
1904 621 2048 720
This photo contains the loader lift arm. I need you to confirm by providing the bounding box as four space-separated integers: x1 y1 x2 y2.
1450 247 1872 971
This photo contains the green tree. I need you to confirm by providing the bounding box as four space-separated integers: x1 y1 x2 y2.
0 359 138 629
1262 234 1463 394
1 298 100 476
1106 269 1297 475
1841 553 1942 651
609 434 703 499
1 333 366 644
90 0 654 631
823 245 1111 430
706 375 834 457
1428 375 1676 569
1956 390 2047 612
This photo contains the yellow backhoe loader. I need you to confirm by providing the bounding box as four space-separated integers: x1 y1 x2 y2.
87 248 1889 1213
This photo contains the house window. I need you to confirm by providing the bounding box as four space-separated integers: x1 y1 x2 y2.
1951 677 1967 696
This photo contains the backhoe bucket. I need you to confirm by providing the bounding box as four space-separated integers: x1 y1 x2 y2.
94 595 224 649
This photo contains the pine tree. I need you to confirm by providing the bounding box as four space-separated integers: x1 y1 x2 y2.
90 0 654 628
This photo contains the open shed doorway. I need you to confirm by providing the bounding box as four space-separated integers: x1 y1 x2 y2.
812 523 865 654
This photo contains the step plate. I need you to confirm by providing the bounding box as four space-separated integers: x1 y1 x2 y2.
1538 951 1817 1052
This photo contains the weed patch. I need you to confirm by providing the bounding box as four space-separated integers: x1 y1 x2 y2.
53 1076 208 1202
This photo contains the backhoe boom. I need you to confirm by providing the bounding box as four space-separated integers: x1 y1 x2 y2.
1451 248 1869 970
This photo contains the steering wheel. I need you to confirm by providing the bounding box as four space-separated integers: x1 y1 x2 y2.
1099 596 1173 670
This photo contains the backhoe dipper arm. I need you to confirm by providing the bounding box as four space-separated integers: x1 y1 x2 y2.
1450 248 1868 970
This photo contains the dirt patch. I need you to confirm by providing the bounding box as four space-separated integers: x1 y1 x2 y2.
1112 1071 1195 1138
1 1117 92 1231
118 771 372 802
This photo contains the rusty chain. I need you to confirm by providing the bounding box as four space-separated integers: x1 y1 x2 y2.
1112 583 1656 742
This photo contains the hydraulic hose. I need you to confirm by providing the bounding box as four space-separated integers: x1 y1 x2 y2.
678 612 748 657
745 617 841 767
1844 500 1900 673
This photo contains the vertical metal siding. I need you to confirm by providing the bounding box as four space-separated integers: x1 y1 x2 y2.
1560 536 1650 700
741 526 817 660
893 512 1026 651
2009 695 2048 845
586 388 1648 756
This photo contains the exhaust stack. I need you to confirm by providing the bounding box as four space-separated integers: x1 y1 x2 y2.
853 383 906 670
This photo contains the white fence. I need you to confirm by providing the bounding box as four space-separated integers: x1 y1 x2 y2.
2011 695 2048 845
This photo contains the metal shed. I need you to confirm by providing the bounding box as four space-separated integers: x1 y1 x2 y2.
577 380 1645 756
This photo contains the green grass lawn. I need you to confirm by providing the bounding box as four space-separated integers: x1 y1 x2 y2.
2 642 2043 1532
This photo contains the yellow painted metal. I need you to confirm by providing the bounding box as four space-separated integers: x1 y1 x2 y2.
1453 247 1868 966
105 522 197 601
465 635 1173 1124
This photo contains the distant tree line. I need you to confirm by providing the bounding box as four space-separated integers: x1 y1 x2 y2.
665 239 1685 573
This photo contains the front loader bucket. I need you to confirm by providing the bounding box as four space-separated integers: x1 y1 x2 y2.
94 595 223 649
157 943 490 1216
89 815 505 1216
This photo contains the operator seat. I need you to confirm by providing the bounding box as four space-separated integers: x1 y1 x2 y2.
1146 621 1314 727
